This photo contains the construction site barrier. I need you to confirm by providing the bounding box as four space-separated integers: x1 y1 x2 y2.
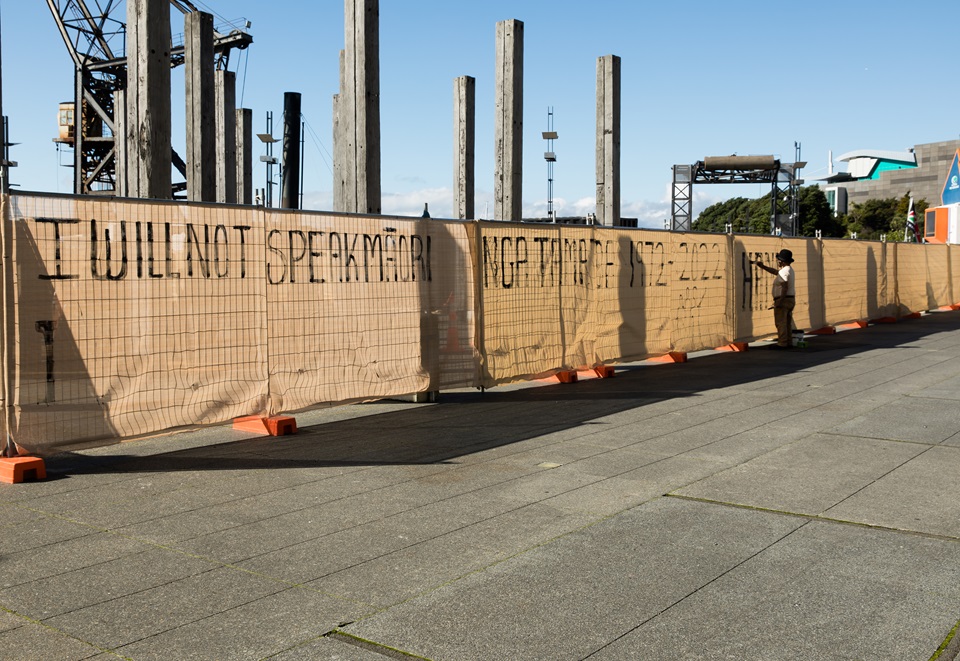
3 191 957 454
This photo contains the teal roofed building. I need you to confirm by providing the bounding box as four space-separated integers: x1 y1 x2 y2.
815 139 960 216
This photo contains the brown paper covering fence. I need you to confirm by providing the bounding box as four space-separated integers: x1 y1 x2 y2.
3 192 957 453
952 246 960 307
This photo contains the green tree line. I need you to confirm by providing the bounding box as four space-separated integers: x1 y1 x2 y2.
692 187 927 240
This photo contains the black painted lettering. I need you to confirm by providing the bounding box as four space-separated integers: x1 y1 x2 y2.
384 233 398 282
344 233 360 282
308 231 326 283
164 223 180 278
482 236 499 288
90 219 128 281
329 232 343 282
266 229 287 284
287 230 307 283
36 218 80 280
213 225 229 278
186 224 210 278
35 320 57 404
398 235 410 282
363 233 382 283
233 225 251 279
501 236 513 288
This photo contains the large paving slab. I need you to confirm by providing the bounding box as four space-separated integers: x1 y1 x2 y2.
343 497 806 660
0 313 959 660
588 519 960 661
671 433 928 515
826 395 960 443
823 445 960 538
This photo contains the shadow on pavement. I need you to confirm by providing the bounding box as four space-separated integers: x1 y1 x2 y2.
42 312 960 476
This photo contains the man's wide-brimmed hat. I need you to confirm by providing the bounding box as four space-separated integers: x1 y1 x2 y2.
775 249 794 264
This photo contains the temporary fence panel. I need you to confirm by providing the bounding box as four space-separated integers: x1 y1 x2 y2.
668 232 733 352
8 191 960 454
616 229 676 358
435 220 479 390
732 235 787 341
558 225 669 368
896 243 951 313
557 224 603 370
6 194 269 453
895 243 926 313
262 211 428 411
951 245 960 305
821 240 890 324
792 238 827 332
477 222 564 386
923 243 952 310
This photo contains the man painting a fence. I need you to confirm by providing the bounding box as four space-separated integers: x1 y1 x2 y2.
752 249 796 349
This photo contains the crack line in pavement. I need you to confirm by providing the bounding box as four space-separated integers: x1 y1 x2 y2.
665 494 960 543
577 520 812 660
930 617 960 661
326 630 432 660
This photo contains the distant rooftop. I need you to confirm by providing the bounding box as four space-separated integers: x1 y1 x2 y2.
836 149 916 165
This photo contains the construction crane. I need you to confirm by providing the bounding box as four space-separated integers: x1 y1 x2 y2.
47 0 252 196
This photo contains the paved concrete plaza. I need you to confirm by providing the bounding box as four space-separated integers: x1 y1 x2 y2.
2 312 960 660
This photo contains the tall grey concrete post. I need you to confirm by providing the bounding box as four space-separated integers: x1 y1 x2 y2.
215 70 237 204
281 92 301 210
332 92 343 212
343 0 381 214
596 55 621 227
126 0 172 199
333 49 346 212
495 19 523 221
235 108 253 204
454 76 476 220
184 11 215 202
114 89 127 197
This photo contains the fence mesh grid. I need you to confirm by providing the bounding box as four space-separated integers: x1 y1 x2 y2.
8 194 268 448
3 192 958 453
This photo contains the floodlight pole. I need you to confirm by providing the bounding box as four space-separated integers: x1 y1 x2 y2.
257 111 279 207
543 108 557 222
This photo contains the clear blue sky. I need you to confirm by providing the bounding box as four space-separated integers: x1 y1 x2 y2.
3 1 959 226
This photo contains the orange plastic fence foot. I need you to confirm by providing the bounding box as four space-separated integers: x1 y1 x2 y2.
808 326 837 335
265 416 297 436
593 365 615 378
0 456 47 484
837 320 868 330
233 415 297 436
649 351 688 364
870 317 898 324
233 415 269 434
716 342 749 352
938 304 960 311
902 312 922 320
556 370 578 384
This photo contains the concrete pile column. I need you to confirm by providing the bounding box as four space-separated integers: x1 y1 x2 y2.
337 0 381 214
215 70 237 204
184 10 215 202
495 19 523 221
332 51 345 212
125 0 171 199
596 55 621 227
235 108 253 204
453 76 475 220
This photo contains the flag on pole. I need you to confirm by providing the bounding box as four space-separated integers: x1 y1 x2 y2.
905 197 921 243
